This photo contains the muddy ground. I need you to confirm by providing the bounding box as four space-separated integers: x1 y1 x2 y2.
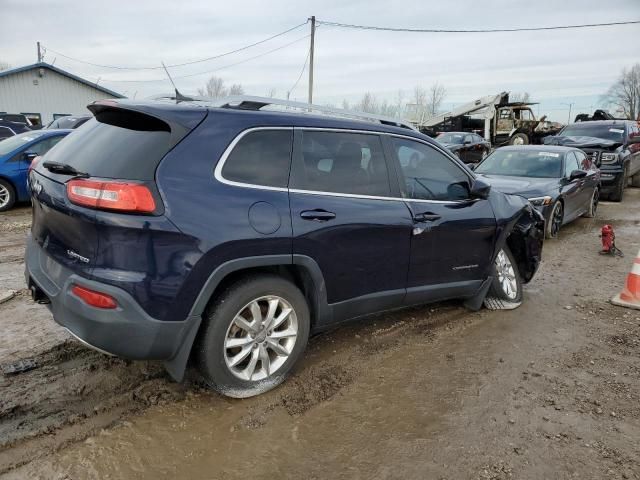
1 191 639 480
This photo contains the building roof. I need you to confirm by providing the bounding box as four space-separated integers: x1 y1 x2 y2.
0 62 125 99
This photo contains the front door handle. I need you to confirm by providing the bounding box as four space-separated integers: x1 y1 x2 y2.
413 212 441 222
300 209 336 221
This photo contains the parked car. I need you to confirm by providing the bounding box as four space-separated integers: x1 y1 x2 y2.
543 120 640 201
25 98 544 398
0 120 31 140
0 129 71 211
46 115 92 130
435 131 491 163
0 113 34 127
474 145 600 238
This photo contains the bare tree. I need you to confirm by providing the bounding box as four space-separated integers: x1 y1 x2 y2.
0 61 10 71
198 76 227 98
266 88 277 98
356 92 378 113
426 82 447 117
228 84 244 96
604 63 640 120
395 90 405 119
341 99 350 111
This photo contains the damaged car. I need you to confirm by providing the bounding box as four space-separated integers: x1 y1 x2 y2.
474 146 600 239
544 120 640 201
25 97 544 398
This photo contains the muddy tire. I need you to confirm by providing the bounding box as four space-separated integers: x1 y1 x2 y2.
484 246 523 310
509 133 529 146
545 201 563 239
196 274 310 398
582 187 599 218
609 165 627 202
0 179 16 212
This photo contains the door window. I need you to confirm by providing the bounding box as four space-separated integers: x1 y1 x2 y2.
290 130 391 197
574 150 590 170
392 138 471 201
221 130 293 188
563 152 580 177
29 136 65 156
464 134 473 144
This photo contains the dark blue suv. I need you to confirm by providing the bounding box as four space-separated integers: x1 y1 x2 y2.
25 97 544 397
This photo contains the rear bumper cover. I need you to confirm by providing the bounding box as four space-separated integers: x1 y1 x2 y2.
24 235 200 362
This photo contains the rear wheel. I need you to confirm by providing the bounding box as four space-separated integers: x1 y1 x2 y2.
545 201 563 239
484 246 523 310
0 179 16 212
197 275 310 398
509 133 529 145
583 188 599 218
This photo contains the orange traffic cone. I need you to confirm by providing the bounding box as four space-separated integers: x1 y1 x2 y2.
611 249 640 310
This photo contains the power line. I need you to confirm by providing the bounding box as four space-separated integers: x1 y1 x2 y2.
41 21 308 71
101 34 310 83
288 46 310 96
316 19 640 33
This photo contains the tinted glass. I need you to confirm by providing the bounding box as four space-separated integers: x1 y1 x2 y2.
436 133 464 144
43 112 172 180
0 131 47 155
29 135 65 156
574 150 590 170
222 130 293 188
0 127 13 140
475 149 563 178
560 124 626 142
564 152 580 177
290 131 391 196
392 138 470 201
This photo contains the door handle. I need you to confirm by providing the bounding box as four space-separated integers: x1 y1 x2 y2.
300 209 336 221
413 212 441 222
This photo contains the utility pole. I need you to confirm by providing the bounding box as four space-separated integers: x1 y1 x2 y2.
37 42 42 63
308 16 315 105
562 102 574 124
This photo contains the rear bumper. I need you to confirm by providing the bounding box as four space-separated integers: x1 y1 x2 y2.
24 235 200 361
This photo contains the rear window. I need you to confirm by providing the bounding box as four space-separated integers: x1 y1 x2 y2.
221 130 293 188
42 109 172 180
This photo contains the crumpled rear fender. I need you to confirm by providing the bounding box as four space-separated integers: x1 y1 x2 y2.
488 190 545 283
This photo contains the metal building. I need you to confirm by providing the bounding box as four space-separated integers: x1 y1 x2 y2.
0 62 124 127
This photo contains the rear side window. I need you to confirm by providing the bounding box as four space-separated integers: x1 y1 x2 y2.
42 109 172 180
221 130 293 188
290 130 391 197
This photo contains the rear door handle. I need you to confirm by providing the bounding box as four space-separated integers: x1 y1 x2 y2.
300 209 336 221
413 212 441 222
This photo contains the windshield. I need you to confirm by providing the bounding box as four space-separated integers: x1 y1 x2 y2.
560 124 625 142
0 131 46 156
475 149 563 178
436 133 464 144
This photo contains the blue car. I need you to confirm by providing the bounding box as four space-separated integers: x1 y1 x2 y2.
0 129 70 211
25 97 544 397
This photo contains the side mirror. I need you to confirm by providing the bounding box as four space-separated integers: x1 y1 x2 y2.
23 151 38 162
470 178 491 199
569 169 587 180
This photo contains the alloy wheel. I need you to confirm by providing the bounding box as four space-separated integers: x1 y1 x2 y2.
495 250 518 300
224 296 298 381
592 189 599 215
0 184 9 209
551 203 563 237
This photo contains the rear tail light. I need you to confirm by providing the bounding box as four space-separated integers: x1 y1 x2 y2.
67 179 156 213
71 284 118 309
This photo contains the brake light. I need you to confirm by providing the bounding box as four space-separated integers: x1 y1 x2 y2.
28 156 41 173
71 285 118 309
67 179 156 213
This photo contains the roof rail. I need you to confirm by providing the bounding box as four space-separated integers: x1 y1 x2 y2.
149 94 417 131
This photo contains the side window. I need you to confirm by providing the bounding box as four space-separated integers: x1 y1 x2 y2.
563 152 579 177
464 134 473 144
499 109 512 119
290 131 391 197
0 126 12 140
574 151 589 170
392 138 471 201
29 136 64 156
221 130 293 188
473 134 484 143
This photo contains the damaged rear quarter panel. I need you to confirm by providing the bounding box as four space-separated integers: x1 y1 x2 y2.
488 190 545 283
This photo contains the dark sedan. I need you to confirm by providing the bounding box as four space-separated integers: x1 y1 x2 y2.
474 146 600 238
45 115 92 130
436 132 491 163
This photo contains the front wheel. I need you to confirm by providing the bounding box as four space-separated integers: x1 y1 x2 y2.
197 275 310 398
509 133 529 145
545 201 563 239
484 246 523 310
583 188 599 218
0 179 16 212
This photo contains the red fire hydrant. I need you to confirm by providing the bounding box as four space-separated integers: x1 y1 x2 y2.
600 224 623 256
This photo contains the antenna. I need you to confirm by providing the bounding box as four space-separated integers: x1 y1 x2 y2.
161 61 193 103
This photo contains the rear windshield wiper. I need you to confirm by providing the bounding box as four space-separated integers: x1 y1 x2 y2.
42 161 89 178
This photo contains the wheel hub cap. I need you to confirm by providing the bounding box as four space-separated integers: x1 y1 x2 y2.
495 250 518 300
224 295 298 382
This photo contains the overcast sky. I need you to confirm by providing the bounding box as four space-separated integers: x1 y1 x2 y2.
1 0 639 121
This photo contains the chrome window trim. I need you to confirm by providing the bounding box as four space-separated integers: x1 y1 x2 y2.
213 126 475 205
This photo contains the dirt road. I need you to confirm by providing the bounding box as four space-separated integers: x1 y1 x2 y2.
1 192 639 479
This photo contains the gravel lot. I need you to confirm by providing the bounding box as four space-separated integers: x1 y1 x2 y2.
1 191 639 479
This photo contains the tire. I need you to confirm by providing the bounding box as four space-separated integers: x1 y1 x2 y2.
485 246 523 309
197 274 310 398
509 133 529 146
608 165 627 202
582 187 599 218
0 179 16 212
544 200 563 239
